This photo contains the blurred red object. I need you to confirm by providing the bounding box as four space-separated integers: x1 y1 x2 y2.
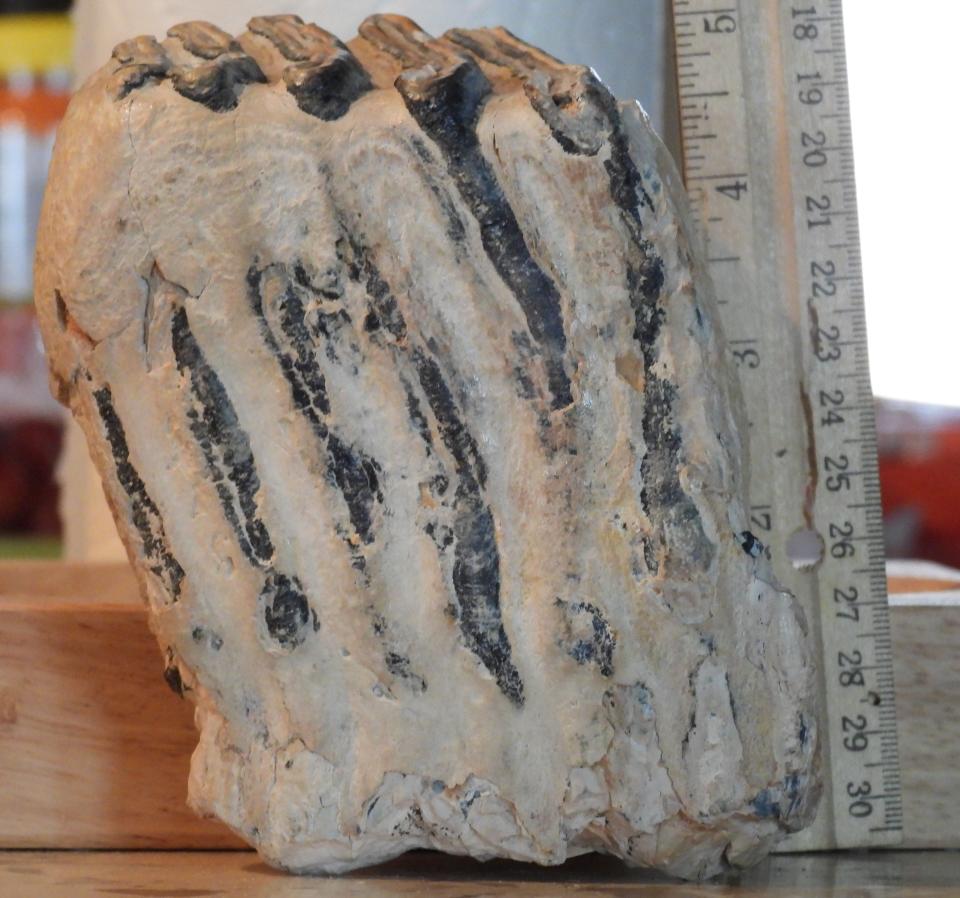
877 400 960 568
0 307 62 536
0 417 61 534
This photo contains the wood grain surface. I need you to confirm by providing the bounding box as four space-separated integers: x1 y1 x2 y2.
0 562 242 848
891 604 960 849
0 561 957 852
0 849 958 897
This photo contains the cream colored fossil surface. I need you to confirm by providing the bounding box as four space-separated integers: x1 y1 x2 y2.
34 14 820 879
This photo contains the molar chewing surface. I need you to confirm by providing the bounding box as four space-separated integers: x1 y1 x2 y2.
34 13 820 881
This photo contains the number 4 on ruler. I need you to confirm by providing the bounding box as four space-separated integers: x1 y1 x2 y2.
671 0 902 850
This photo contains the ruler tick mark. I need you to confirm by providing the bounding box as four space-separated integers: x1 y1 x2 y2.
671 0 899 851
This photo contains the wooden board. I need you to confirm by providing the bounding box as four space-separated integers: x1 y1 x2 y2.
890 603 960 849
0 562 242 849
0 849 957 897
0 561 956 850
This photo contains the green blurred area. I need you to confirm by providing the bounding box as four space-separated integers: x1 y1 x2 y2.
0 537 60 559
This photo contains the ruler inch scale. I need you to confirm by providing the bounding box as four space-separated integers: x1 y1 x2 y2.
670 0 901 851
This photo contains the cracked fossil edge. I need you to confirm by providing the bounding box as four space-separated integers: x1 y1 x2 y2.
34 12 821 882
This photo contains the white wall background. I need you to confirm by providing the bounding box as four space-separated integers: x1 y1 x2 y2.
844 0 958 408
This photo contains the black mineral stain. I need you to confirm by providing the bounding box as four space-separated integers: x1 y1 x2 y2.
93 385 185 601
640 375 711 573
510 331 539 401
627 258 666 347
111 36 170 98
412 350 486 487
261 571 311 649
401 376 434 449
751 773 805 822
459 788 481 816
246 13 373 118
408 135 469 248
739 530 764 558
246 263 383 548
347 242 523 703
171 305 274 568
604 121 656 227
451 42 709 576
340 233 407 343
556 598 616 677
335 228 524 706
171 304 317 652
425 520 454 552
413 371 523 705
114 63 168 98
449 488 523 705
247 264 331 433
191 626 223 651
725 671 738 727
606 99 713 575
326 434 382 545
408 30 709 572
384 650 427 693
285 54 372 121
577 103 706 576
751 788 781 820
397 60 573 411
411 367 524 703
443 29 607 157
414 346 524 705
170 55 266 112
163 661 185 697
784 771 803 816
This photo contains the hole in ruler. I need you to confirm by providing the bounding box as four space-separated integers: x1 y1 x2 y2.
786 528 824 570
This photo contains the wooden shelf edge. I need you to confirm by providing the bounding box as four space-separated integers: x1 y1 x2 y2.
0 561 956 852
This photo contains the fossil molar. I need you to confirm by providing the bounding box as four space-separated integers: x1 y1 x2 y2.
35 14 819 880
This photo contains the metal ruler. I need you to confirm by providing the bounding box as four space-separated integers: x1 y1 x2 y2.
670 0 901 849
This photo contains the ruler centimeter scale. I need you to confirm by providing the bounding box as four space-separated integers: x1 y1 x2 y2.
670 0 901 849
